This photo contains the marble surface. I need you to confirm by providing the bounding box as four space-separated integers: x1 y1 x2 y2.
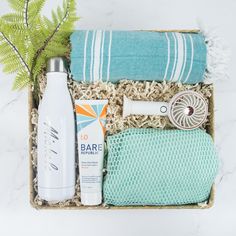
0 0 236 235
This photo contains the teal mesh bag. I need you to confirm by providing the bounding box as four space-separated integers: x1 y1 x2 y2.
103 128 219 206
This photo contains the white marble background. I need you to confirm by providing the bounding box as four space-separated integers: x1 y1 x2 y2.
0 0 235 235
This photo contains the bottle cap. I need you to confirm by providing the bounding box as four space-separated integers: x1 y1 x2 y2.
47 57 68 73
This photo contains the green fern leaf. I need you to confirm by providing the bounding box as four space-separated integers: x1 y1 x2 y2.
7 0 25 12
57 6 63 21
28 0 46 27
0 30 30 75
12 70 30 90
51 10 59 26
0 0 78 91
1 13 24 23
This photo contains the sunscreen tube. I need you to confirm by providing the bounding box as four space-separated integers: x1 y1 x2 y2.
75 100 108 205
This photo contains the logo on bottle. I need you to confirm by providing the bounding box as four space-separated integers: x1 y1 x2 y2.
43 122 59 171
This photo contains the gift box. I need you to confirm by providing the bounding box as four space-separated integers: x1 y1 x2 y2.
28 30 216 210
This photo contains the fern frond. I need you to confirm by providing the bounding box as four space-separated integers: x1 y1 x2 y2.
28 0 46 27
1 13 24 23
57 5 64 21
0 0 78 91
12 70 30 90
1 12 27 35
0 31 30 75
23 0 30 27
29 0 78 73
7 0 25 12
32 55 46 78
0 54 22 73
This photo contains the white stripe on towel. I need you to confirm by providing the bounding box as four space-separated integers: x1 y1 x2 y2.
172 33 184 82
100 31 105 81
163 32 170 81
170 32 177 81
107 31 112 81
178 34 187 82
90 31 96 82
93 30 102 82
184 34 194 83
83 31 89 82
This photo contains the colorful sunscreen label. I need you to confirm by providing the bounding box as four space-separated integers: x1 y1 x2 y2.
75 100 108 205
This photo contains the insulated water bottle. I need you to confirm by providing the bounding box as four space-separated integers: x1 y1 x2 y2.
37 57 75 202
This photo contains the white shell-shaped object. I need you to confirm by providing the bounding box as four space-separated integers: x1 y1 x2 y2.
168 91 208 130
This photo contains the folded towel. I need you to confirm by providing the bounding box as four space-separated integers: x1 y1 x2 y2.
70 30 226 84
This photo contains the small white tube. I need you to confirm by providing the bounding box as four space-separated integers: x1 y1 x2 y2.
75 100 108 206
123 96 168 118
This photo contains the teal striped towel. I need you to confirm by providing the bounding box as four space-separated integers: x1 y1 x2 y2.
70 30 208 84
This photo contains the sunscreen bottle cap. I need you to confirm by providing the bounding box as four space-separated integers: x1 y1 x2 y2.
81 192 102 206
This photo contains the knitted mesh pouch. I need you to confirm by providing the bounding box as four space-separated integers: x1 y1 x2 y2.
103 128 219 206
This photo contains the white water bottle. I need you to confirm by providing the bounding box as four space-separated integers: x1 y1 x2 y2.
37 57 75 202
